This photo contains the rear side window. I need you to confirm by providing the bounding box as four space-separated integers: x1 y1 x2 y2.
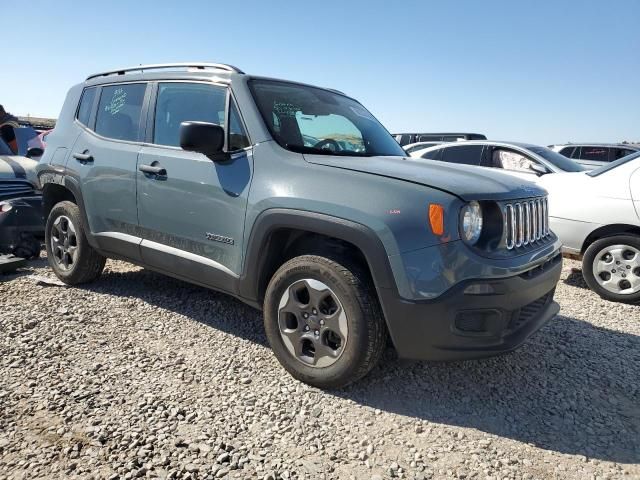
579 146 609 162
76 87 97 126
153 82 226 147
95 84 146 141
441 145 484 165
421 148 442 160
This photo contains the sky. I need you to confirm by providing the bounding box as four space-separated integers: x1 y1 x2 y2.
3 0 639 145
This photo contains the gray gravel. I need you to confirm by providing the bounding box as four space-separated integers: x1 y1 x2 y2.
1 257 638 479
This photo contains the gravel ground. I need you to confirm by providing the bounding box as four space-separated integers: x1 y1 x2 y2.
1 257 638 480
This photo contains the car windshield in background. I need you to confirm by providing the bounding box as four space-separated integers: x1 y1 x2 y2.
527 146 585 172
249 80 406 157
587 151 640 177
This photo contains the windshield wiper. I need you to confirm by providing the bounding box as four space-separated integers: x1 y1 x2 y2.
287 144 373 157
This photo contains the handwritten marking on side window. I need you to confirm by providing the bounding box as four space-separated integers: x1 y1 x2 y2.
105 88 127 115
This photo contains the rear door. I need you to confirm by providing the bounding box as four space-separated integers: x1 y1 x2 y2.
136 81 252 289
68 82 149 260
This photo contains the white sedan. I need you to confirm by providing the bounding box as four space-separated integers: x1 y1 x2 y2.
538 152 640 303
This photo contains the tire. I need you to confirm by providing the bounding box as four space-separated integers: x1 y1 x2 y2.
44 201 106 285
263 254 387 389
582 234 640 304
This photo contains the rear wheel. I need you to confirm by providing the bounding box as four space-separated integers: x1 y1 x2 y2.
582 234 640 304
264 254 387 389
45 201 105 284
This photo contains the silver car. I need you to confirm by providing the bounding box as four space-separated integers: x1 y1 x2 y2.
538 152 640 303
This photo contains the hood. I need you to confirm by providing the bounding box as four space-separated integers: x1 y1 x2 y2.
305 155 547 201
0 155 39 187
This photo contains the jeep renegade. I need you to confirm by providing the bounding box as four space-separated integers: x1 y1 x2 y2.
37 63 562 388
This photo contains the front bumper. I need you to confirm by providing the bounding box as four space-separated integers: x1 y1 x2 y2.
378 251 562 361
0 195 44 253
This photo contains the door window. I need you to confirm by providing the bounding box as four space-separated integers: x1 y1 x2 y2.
579 146 609 162
558 146 575 158
441 145 484 165
228 99 250 151
153 82 226 147
76 87 97 127
421 148 442 160
492 149 536 172
95 84 146 141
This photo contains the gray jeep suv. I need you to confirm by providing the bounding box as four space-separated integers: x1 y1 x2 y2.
37 63 562 388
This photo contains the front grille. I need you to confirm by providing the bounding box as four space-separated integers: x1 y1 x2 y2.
503 197 550 250
0 180 36 200
508 289 554 332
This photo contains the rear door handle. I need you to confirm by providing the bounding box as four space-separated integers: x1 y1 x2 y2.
73 152 93 163
139 164 167 176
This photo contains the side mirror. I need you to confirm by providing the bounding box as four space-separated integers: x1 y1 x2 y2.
529 163 549 176
179 121 228 161
26 147 44 158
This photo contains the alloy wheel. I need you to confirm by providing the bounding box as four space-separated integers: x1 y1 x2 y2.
50 215 78 271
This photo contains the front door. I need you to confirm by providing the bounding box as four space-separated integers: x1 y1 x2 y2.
136 81 252 291
69 82 148 260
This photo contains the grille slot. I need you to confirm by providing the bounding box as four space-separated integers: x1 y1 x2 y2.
508 289 554 332
0 180 36 200
504 197 550 250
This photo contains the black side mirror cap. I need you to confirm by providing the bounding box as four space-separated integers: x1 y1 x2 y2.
179 121 229 162
26 147 44 158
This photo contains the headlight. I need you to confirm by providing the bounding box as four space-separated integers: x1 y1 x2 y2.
460 201 483 244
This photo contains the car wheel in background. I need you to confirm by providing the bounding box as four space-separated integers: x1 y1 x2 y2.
263 254 387 389
45 201 106 285
582 234 640 304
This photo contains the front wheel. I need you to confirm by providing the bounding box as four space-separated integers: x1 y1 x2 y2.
263 255 387 389
45 201 106 285
582 234 640 304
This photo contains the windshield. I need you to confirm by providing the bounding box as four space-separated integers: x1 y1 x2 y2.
587 151 640 177
527 146 585 172
250 80 406 157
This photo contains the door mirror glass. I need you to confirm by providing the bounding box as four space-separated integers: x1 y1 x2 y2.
179 121 227 161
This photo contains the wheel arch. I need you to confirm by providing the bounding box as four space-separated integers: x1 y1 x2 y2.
581 224 640 253
239 209 397 304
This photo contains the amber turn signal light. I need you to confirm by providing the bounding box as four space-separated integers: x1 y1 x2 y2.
429 204 445 236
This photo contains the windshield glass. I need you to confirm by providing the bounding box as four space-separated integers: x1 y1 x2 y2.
527 146 585 172
587 151 640 177
250 80 406 157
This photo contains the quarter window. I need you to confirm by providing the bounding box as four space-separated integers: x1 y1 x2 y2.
95 84 146 141
153 82 226 147
614 148 635 160
228 99 250 151
76 87 97 127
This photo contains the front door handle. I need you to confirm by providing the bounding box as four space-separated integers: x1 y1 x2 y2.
139 164 167 176
73 152 93 163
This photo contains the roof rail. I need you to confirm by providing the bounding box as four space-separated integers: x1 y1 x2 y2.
86 62 244 80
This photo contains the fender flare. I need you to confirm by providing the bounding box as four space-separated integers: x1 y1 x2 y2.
238 208 397 302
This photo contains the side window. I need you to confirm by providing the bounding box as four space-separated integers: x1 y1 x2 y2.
153 82 226 147
580 146 609 162
614 148 635 160
76 87 97 127
228 99 250 151
558 146 575 158
95 84 146 141
421 148 442 160
492 149 536 172
441 145 484 165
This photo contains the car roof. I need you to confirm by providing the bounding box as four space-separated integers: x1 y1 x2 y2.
415 140 545 151
550 143 640 149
